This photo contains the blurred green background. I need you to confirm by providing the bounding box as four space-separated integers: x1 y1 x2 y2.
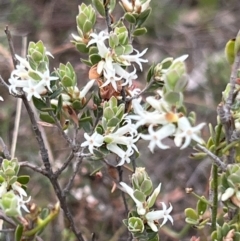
0 0 240 240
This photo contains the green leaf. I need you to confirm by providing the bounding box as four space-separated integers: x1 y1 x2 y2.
136 8 152 27
140 179 153 196
28 71 41 81
72 100 82 110
79 114 93 132
104 107 114 120
89 46 99 55
17 175 30 185
83 20 93 34
133 190 145 202
146 64 155 83
185 217 198 225
89 54 101 65
39 113 55 124
49 87 63 99
61 76 73 87
164 91 183 106
32 96 48 111
185 208 198 220
76 43 89 53
109 0 116 12
40 208 50 220
32 50 43 62
225 38 237 65
15 225 23 241
92 0 105 16
133 27 147 36
197 198 208 215
81 58 93 66
114 45 125 56
56 95 63 114
123 44 133 55
124 13 136 24
107 117 120 127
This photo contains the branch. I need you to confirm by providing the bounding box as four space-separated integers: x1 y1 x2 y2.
0 137 11 160
117 166 129 215
5 27 85 241
54 151 74 177
0 210 16 227
196 144 227 171
217 47 240 164
0 75 10 90
4 26 18 67
63 156 83 193
103 0 112 33
19 162 48 176
45 97 76 150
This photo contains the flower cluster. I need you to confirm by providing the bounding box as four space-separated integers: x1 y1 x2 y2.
129 97 205 152
87 30 147 92
8 41 58 101
120 167 173 237
0 159 30 217
81 96 139 166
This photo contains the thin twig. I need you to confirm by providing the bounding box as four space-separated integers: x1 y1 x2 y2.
0 210 16 227
63 157 83 193
11 98 22 157
0 229 14 233
217 48 240 164
4 26 18 67
10 35 27 158
0 75 10 90
19 162 48 176
54 151 74 177
103 0 112 33
45 97 75 150
30 101 55 164
0 137 11 160
196 144 227 171
117 166 129 215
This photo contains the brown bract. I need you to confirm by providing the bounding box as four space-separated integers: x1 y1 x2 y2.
96 78 122 100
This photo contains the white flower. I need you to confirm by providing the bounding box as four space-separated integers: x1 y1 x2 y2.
87 31 109 58
121 48 148 71
104 119 139 165
107 143 133 166
0 96 3 101
16 195 31 214
8 76 29 94
113 64 138 87
146 96 172 114
15 54 31 70
79 79 95 98
38 68 58 92
102 67 122 91
81 132 104 154
145 202 173 232
23 79 46 101
120 182 146 215
174 117 205 149
12 182 28 198
128 99 164 128
141 124 176 152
